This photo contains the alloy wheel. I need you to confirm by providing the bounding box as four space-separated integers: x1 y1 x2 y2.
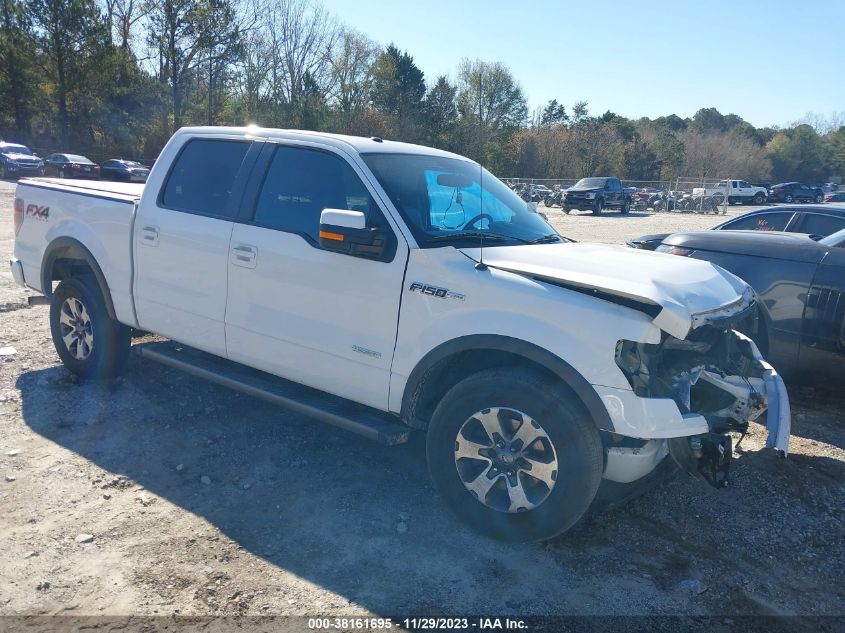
58 297 94 360
454 407 558 513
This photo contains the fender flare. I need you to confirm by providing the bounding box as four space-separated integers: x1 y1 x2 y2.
400 334 614 432
41 237 117 320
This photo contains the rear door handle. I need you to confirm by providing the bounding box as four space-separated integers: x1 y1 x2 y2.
231 243 257 268
141 225 159 246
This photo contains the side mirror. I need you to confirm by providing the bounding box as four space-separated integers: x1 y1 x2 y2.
319 208 387 260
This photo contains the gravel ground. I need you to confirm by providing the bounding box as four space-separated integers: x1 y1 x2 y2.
0 179 843 619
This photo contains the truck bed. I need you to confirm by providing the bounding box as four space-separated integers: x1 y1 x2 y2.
14 177 142 327
19 177 144 202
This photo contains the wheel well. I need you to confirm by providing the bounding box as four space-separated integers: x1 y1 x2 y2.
41 239 116 319
403 348 594 431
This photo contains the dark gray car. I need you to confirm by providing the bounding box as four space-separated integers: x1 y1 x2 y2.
628 205 845 250
655 228 845 385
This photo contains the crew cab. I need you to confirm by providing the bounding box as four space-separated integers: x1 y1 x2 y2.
692 180 768 205
10 127 790 541
562 177 632 214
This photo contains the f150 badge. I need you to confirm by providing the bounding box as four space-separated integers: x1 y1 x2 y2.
408 282 465 301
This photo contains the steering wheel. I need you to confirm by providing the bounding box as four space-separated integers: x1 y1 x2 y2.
462 213 493 230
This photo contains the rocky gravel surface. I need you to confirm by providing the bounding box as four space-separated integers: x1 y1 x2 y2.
0 179 843 619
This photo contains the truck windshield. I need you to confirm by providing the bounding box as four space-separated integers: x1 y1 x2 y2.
2 144 32 155
362 153 555 247
573 178 607 188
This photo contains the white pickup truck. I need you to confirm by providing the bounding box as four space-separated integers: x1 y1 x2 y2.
692 180 768 205
10 127 789 541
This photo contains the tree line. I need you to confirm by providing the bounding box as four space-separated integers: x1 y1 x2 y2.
2 0 844 183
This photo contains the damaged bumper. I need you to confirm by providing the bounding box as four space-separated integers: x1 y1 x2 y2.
611 315 791 487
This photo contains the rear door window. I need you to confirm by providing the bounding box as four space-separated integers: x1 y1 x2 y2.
161 139 250 218
796 213 845 237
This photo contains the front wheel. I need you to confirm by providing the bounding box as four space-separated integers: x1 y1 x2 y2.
620 199 631 214
426 368 603 542
50 275 130 379
815 194 824 203
784 194 794 203
753 193 765 205
592 199 604 215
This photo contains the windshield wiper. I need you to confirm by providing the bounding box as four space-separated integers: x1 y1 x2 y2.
529 234 564 244
426 231 518 243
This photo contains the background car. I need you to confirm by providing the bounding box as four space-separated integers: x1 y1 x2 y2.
100 159 151 182
655 228 845 385
627 205 845 250
768 182 824 203
824 192 845 203
0 142 45 179
44 153 101 179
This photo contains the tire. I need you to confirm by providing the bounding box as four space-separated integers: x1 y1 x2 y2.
784 194 794 203
50 275 130 379
815 194 823 203
592 198 604 215
59 168 67 179
752 193 765 205
620 198 630 214
426 367 603 542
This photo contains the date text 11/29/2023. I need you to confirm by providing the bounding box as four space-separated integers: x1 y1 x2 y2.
307 617 528 630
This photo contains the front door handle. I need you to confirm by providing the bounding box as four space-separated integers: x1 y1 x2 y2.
231 244 257 268
141 225 159 246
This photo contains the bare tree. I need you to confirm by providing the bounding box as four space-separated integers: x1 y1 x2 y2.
329 28 377 123
263 0 338 126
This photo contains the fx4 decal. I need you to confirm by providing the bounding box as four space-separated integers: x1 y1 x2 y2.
25 204 50 221
408 282 465 301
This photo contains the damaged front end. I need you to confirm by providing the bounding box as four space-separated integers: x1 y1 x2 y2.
614 298 790 488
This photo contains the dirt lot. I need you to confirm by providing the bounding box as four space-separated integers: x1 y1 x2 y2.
1 179 843 620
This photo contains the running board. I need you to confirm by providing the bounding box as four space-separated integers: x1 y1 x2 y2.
133 341 410 446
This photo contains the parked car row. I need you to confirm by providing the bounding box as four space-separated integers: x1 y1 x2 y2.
0 141 151 182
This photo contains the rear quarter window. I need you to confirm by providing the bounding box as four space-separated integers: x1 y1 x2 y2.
161 139 250 217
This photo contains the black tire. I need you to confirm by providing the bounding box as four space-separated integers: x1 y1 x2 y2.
426 367 603 542
753 193 765 205
620 198 630 214
815 194 823 203
784 194 794 203
59 168 67 179
50 275 130 379
592 198 604 215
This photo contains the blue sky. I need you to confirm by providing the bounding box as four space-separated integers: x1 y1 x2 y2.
321 0 844 128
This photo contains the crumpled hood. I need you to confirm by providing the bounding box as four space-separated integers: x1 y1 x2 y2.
460 243 752 339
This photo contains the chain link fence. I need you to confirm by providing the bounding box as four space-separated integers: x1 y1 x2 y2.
506 177 734 214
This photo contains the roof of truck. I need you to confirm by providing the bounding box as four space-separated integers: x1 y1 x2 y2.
176 126 472 162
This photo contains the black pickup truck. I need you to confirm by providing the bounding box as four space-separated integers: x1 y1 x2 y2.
562 177 632 215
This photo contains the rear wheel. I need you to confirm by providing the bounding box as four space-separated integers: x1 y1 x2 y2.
815 194 823 203
784 194 794 203
50 275 130 379
426 367 603 542
59 168 67 179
